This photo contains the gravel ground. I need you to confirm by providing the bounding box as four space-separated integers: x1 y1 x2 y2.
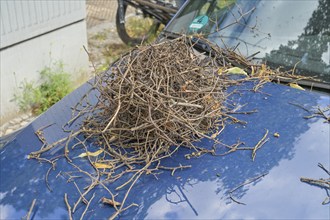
0 112 36 137
0 1 123 137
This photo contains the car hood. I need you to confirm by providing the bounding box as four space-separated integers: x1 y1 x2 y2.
1 80 329 219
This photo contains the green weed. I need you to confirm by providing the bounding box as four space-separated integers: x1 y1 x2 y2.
13 62 73 115
92 31 108 41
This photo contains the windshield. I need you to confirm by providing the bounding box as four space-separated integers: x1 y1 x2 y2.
165 0 330 83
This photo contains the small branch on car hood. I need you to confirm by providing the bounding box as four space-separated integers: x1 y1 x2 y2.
228 172 268 205
300 163 330 205
252 129 269 161
64 194 73 220
300 177 330 189
22 198 36 220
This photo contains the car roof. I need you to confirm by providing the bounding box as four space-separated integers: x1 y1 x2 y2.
1 80 329 219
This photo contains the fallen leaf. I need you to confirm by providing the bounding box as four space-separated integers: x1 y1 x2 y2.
77 149 103 158
273 132 280 138
93 162 112 169
101 197 121 207
289 83 305 90
225 67 248 76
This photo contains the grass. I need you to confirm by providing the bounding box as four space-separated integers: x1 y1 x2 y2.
125 15 164 44
125 16 155 38
91 31 108 41
13 62 73 115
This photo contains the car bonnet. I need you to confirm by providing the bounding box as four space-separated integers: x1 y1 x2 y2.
0 80 329 219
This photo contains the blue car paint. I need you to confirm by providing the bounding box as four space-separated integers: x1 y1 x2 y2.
1 80 329 219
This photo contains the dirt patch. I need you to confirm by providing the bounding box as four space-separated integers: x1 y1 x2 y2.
86 0 134 73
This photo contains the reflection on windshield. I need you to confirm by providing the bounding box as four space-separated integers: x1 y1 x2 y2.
265 0 330 82
166 0 330 82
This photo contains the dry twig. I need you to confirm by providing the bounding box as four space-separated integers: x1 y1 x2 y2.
300 163 330 205
64 193 73 220
23 199 36 220
228 172 268 205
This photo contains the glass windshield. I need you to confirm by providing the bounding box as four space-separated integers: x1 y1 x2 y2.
165 0 330 83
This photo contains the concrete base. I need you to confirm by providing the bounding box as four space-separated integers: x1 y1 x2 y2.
0 20 90 125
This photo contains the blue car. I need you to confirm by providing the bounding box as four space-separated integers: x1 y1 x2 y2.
1 0 329 219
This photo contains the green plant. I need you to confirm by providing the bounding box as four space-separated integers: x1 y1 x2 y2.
92 31 108 41
13 62 73 115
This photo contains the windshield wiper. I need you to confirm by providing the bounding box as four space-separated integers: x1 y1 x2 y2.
190 36 213 54
158 30 181 40
158 31 214 55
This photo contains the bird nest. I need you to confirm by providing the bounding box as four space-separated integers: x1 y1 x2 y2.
29 36 306 219
82 37 234 162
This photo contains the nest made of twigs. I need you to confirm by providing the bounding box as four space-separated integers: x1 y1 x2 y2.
29 36 312 219
81 37 240 165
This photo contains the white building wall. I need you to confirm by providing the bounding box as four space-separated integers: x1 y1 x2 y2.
0 0 89 125
1 0 86 48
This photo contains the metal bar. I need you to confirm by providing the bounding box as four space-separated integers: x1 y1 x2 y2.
133 0 177 14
